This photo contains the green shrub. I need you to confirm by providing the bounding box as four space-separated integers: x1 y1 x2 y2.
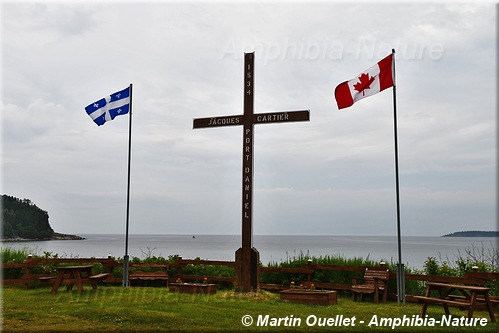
0 246 32 279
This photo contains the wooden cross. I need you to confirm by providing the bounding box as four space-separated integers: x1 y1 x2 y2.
193 52 309 292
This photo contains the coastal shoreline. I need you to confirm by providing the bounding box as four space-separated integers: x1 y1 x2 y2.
1 233 85 242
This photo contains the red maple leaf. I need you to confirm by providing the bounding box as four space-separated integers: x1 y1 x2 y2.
353 73 375 96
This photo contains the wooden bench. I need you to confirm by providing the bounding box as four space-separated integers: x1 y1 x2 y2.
89 273 110 282
128 264 169 286
446 294 499 306
414 295 470 308
351 268 390 304
38 276 57 285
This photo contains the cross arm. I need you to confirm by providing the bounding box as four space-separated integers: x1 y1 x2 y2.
193 115 244 129
253 110 310 124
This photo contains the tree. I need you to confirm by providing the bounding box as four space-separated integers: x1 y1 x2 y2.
2 195 54 239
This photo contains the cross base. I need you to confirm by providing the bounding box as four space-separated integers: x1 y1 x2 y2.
234 247 260 292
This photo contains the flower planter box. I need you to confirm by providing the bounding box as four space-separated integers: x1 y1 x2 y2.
280 289 337 306
168 283 217 295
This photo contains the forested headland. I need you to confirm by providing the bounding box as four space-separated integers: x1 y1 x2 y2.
442 231 498 237
2 195 83 241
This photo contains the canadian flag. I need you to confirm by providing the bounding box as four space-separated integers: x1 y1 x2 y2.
334 53 394 110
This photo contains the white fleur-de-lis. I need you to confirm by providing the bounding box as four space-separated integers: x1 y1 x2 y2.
116 93 121 98
117 108 122 114
93 103 99 108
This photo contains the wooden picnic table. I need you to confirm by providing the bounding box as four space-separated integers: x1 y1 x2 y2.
414 282 496 323
51 265 106 295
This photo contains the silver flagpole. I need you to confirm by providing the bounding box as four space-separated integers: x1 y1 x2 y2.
122 83 133 288
391 49 405 304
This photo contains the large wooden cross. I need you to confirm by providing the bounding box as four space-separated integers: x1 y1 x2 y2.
193 52 309 292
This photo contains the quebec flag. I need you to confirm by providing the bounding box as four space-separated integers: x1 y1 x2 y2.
85 86 130 126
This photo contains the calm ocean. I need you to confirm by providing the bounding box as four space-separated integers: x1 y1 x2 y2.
2 234 497 270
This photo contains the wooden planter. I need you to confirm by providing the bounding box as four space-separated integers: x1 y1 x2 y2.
280 289 337 306
168 283 217 295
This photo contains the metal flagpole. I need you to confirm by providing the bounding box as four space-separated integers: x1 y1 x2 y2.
122 83 133 288
391 49 405 304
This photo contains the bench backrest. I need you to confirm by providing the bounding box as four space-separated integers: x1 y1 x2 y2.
129 263 169 270
130 271 168 276
363 269 389 285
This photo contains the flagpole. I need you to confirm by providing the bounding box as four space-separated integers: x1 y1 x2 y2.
391 49 405 304
123 83 133 288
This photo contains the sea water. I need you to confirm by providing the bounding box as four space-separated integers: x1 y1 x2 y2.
2 234 497 270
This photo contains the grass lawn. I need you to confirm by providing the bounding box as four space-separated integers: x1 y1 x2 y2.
2 285 498 332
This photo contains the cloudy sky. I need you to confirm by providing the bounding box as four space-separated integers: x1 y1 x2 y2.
1 1 496 237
